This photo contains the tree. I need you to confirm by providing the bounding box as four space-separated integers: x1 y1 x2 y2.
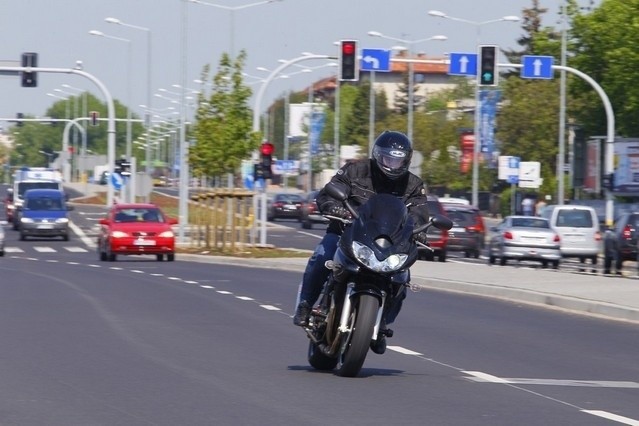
190 50 261 180
569 0 639 137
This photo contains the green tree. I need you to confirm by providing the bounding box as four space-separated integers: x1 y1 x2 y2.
190 50 261 180
569 0 639 137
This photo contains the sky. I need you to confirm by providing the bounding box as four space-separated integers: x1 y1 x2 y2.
0 0 600 130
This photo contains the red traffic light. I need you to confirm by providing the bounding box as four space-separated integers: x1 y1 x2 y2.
342 41 356 55
260 142 274 156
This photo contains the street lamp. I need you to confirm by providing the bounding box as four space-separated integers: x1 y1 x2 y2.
105 16 153 177
188 0 283 57
367 31 447 143
89 30 133 164
428 10 520 207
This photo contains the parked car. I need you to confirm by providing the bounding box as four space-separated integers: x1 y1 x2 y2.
438 196 471 206
442 203 485 258
603 212 639 274
487 215 561 268
299 190 329 229
18 188 73 241
4 189 15 223
97 203 178 262
267 193 304 221
418 195 449 262
539 204 602 266
0 220 5 257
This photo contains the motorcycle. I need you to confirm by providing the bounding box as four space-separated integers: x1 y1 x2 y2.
302 182 453 377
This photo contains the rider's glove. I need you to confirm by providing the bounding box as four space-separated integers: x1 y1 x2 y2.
327 205 352 220
415 231 429 245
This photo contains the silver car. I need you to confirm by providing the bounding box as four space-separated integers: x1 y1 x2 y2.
0 220 5 256
488 216 561 268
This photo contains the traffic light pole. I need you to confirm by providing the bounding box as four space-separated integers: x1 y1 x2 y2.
2 65 118 207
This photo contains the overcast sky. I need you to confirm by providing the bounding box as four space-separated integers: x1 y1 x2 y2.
0 0 600 128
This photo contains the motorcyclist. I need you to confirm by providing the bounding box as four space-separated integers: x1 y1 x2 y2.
293 130 430 354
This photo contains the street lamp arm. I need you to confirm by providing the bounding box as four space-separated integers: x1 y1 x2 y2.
189 0 281 11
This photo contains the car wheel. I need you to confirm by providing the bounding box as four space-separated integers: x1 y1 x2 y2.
19 232 26 241
167 253 175 262
488 254 495 265
0 250 4 257
156 254 164 261
301 221 311 230
438 250 447 262
464 251 470 258
541 260 548 268
552 260 559 269
62 234 69 242
473 249 480 259
98 243 107 261
499 256 507 266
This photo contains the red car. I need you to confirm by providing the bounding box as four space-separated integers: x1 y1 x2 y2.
97 203 178 262
418 195 449 262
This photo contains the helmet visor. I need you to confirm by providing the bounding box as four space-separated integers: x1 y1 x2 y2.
377 147 408 170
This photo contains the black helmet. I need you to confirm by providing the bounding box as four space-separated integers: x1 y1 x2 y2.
372 131 413 179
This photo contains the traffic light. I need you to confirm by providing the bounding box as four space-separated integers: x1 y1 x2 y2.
260 142 274 179
21 52 38 88
339 40 359 82
115 158 131 177
478 45 498 86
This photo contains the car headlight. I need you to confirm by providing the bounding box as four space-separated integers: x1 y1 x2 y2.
158 230 174 238
7 205 15 210
111 230 128 238
351 241 408 272
55 218 69 224
21 217 34 223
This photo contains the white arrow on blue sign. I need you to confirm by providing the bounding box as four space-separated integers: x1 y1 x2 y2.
521 55 554 79
448 52 477 76
360 48 391 72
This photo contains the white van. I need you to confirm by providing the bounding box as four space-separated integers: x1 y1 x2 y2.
540 205 602 263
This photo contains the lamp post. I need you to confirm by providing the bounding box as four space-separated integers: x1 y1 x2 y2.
89 30 133 163
105 17 153 178
367 31 447 142
188 0 283 57
428 10 519 207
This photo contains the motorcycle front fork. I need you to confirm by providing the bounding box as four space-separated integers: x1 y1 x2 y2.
338 283 386 341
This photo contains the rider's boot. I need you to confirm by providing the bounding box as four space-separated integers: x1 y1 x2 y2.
293 300 312 326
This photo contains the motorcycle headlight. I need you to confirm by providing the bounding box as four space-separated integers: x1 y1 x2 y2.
352 241 408 272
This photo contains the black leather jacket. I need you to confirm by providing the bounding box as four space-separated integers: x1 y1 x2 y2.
316 159 430 234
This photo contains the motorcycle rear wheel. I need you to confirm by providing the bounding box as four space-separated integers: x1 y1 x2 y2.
337 293 378 377
307 341 338 371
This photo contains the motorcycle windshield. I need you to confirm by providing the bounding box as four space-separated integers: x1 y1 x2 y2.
343 193 415 258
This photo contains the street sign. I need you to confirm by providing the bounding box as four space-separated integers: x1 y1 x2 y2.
110 172 123 190
518 161 542 188
360 48 391 72
521 55 554 79
448 52 477 76
498 155 520 180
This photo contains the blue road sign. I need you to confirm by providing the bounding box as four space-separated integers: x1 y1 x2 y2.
448 52 477 76
110 172 123 190
521 55 554 79
360 48 391 72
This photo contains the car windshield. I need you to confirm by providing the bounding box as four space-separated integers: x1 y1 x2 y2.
26 197 63 210
556 210 593 228
114 208 163 223
511 217 550 228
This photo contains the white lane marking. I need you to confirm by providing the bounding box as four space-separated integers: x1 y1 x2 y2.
88 264 100 268
236 296 254 301
34 246 55 252
65 246 88 252
167 277 182 281
582 410 639 425
463 371 510 384
69 221 96 248
387 346 423 356
131 270 144 274
45 259 58 263
216 290 232 295
4 247 23 252
260 305 281 311
184 280 198 284
150 273 164 277
67 261 80 265
200 285 215 289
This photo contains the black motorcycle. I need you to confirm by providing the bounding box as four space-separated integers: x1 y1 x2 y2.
302 182 452 377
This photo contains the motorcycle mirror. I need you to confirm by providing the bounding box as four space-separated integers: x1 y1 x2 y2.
324 181 349 201
432 214 453 231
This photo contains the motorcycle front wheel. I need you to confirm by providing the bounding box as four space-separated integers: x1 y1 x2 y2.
337 293 378 377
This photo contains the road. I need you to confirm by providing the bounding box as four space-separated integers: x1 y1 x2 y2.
0 188 637 424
